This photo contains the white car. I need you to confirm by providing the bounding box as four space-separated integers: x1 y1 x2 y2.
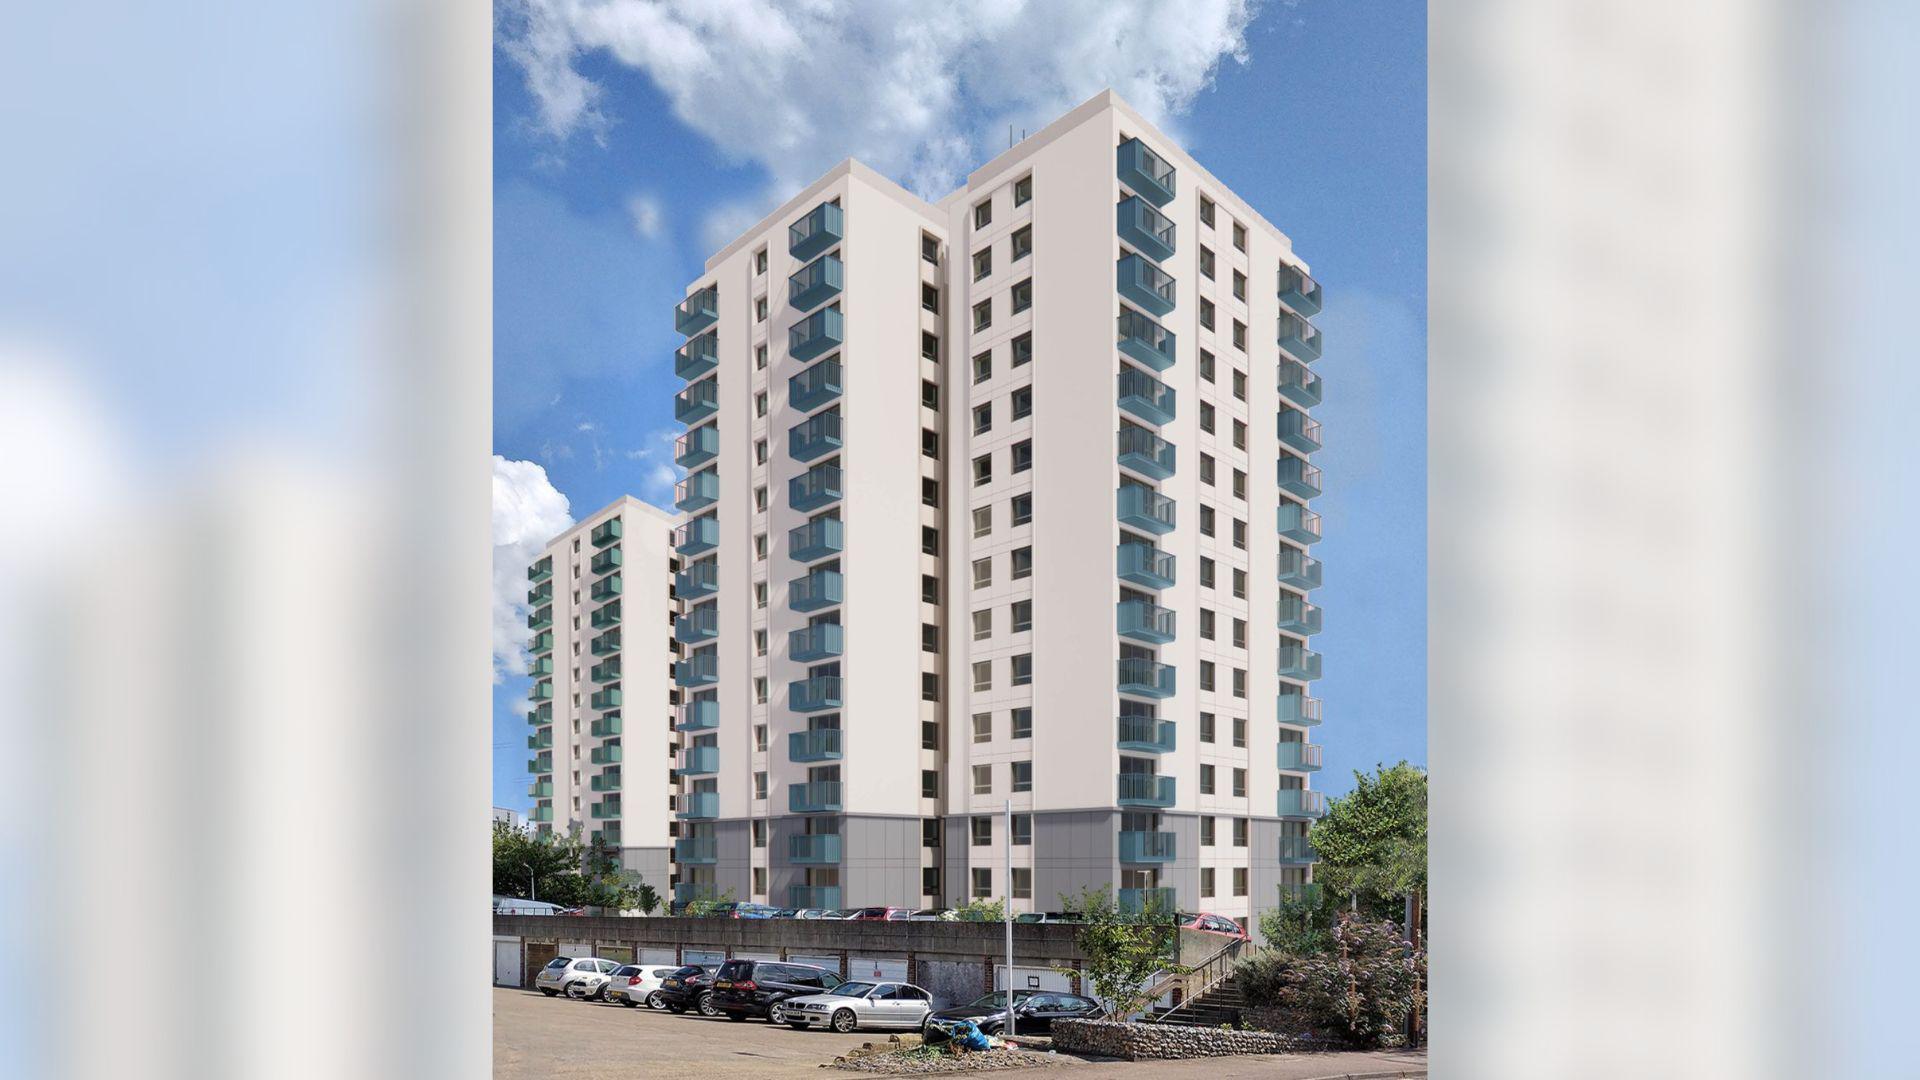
781 981 934 1033
607 964 680 1009
534 956 621 999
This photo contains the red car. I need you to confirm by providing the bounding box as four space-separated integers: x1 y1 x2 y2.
1179 911 1251 940
842 906 917 921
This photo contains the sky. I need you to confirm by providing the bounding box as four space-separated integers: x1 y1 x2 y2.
490 0 1426 812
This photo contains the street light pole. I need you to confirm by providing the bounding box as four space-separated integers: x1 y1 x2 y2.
1004 797 1014 1039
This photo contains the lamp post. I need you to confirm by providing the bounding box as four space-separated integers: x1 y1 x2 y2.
1004 798 1014 1039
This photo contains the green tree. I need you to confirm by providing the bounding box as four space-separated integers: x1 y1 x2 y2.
1309 762 1427 921
1054 887 1184 1019
1277 913 1424 1048
492 821 586 901
684 887 737 917
950 896 1005 922
634 882 661 916
1257 885 1337 957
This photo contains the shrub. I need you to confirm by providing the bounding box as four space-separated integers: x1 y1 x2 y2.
1275 913 1424 1048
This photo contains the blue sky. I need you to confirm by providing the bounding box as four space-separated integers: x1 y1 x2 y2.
491 0 1425 811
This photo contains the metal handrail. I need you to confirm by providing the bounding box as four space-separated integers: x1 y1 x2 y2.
1145 937 1248 1024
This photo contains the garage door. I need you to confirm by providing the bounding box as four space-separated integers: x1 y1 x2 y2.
733 950 779 962
640 948 678 966
683 948 726 966
494 939 522 988
850 956 908 983
524 942 557 988
919 959 983 1010
788 953 842 976
599 945 634 964
560 942 592 959
994 966 1075 994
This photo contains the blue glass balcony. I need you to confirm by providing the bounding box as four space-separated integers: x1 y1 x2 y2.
675 469 719 512
791 885 843 909
1278 312 1324 363
590 546 623 575
1277 644 1323 682
1117 544 1175 593
589 659 620 683
1277 455 1323 500
1117 308 1176 372
675 604 718 644
1117 713 1177 754
1117 137 1177 206
676 330 718 380
676 560 718 599
1117 657 1175 699
789 201 844 261
1118 482 1176 535
589 602 619 627
589 574 623 601
788 253 844 311
1117 253 1176 317
788 780 843 814
1278 264 1322 317
789 307 844 362
789 358 843 412
1278 407 1322 455
1117 367 1175 425
675 515 719 556
1277 788 1328 819
676 285 719 335
529 680 553 701
1117 424 1176 481
1277 835 1317 866
789 568 843 612
1118 599 1176 644
789 622 844 662
677 791 719 820
1278 358 1324 408
675 378 719 423
1116 774 1176 809
1277 548 1323 590
528 556 552 582
788 517 844 562
591 518 622 546
1276 693 1322 728
526 581 552 606
1277 740 1324 773
676 424 719 468
680 698 719 732
788 728 843 763
589 689 621 711
675 650 718 687
529 779 553 798
675 836 717 864
1277 595 1323 635
788 410 842 463
789 674 843 713
1117 195 1176 263
789 463 843 512
1117 887 1178 916
1277 501 1322 544
790 833 843 864
679 744 719 776
589 715 621 737
675 881 720 904
1119 831 1177 864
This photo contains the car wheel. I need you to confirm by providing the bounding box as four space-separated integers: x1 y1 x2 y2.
620 997 638 1008
646 991 668 1010
768 1001 786 1025
831 1009 857 1034
696 992 719 1018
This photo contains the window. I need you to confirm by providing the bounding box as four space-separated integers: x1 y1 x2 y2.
974 403 993 435
755 628 768 656
755 530 769 557
1010 492 1032 526
1199 195 1216 227
1232 518 1247 550
1233 867 1249 897
1199 349 1216 382
923 720 940 749
755 390 768 417
1010 706 1032 739
923 333 940 362
755 580 768 608
753 817 768 845
973 765 992 796
922 428 940 459
923 477 941 508
755 438 769 466
974 200 992 228
1232 716 1247 748
922 283 940 313
1200 867 1215 898
1011 760 1032 792
1232 617 1247 649
1010 546 1033 579
753 866 767 894
973 350 992 383
1200 505 1216 537
1011 332 1032 367
1232 320 1247 352
922 672 940 701
973 299 992 331
973 608 992 640
969 816 995 847
924 819 943 848
754 771 768 799
756 343 768 370
972 868 992 899
756 485 769 511
922 233 940 264
1200 609 1216 641
1013 174 1032 206
1200 297 1215 330
1201 661 1216 692
1232 268 1247 301
973 506 993 539
1010 599 1032 633
1011 867 1033 900
973 557 992 588
1200 247 1216 279
1200 557 1216 589
1011 439 1032 473
1010 278 1032 313
1232 418 1247 449
922 623 940 653
1233 767 1247 797
1011 654 1032 686
922 574 940 604
1201 816 1216 845
1232 667 1247 699
1233 818 1249 847
1232 469 1247 501
756 295 768 322
1232 368 1247 401
923 866 942 894
973 712 992 743
973 248 992 281
755 676 768 703
973 661 992 692
1200 453 1216 486
756 247 768 273
922 770 940 798
1011 385 1032 419
1011 225 1032 261
922 525 940 555
1233 568 1247 599
1232 220 1248 251
1200 764 1216 795
973 454 993 487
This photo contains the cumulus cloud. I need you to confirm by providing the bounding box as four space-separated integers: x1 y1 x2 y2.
500 0 1261 199
625 192 664 239
623 427 685 510
493 455 574 682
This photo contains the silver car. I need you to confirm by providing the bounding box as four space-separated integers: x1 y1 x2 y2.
781 981 934 1033
533 956 621 999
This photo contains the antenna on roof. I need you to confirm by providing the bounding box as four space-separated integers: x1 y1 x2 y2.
1008 124 1013 149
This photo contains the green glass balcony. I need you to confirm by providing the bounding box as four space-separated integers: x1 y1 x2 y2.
788 201 844 261
675 836 717 864
1117 195 1176 263
589 574 623 601
675 330 718 380
1117 366 1175 425
788 780 843 814
675 378 719 424
1117 887 1178 916
1117 598 1176 644
678 791 719 819
591 517 622 546
590 629 620 656
789 622 843 662
788 517 844 563
675 880 720 902
527 655 554 677
530 630 554 654
527 556 552 583
1277 594 1323 635
788 253 844 311
590 546 623 575
789 410 843 463
1119 830 1177 864
679 698 719 731
676 560 718 600
1277 501 1322 544
789 568 843 612
529 680 553 701
1277 788 1328 819
531 804 554 822
789 307 844 363
1117 423 1176 481
529 780 552 798
1277 548 1323 590
1278 264 1322 316
788 357 843 412
1277 740 1324 772
1278 407 1322 455
526 704 551 725
1118 658 1175 699
675 605 718 645
1277 835 1317 865
589 799 620 820
531 753 553 773
1276 456 1323 500
590 772 621 792
1277 644 1323 681
1117 253 1176 318
589 687 622 710
526 729 552 750
1118 482 1176 535
675 469 719 512
790 833 843 864
679 744 718 776
526 581 553 607
788 727 843 763
1116 136 1177 207
1117 713 1176 754
1278 358 1323 408
1117 308 1176 372
791 885 843 909
676 515 719 556
1276 692 1323 728
590 600 622 627
789 674 842 713
590 743 623 766
1117 541 1176 589
1117 773 1176 808
590 659 620 683
1277 311 1323 363
676 423 719 469
527 606 552 631
675 650 718 687
789 463 843 513
675 284 719 335
590 715 622 738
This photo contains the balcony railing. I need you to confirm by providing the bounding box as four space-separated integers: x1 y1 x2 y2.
1117 253 1176 318
679 745 718 776
527 606 551 630
1117 366 1175 426
788 253 844 311
589 659 620 683
1118 598 1176 644
1117 136 1177 206
675 515 719 556
789 358 843 412
1277 594 1323 635
679 698 719 731
1277 501 1323 544
1117 195 1177 263
589 574 623 601
675 330 718 380
590 772 620 792
1119 831 1178 864
590 715 621 737
674 604 718 644
675 836 717 864
590 546 623 574
1276 740 1324 772
788 517 844 562
1117 308 1177 372
527 656 553 677
1117 657 1176 699
788 410 843 463
1278 264 1322 316
1118 482 1176 535
675 424 719 468
589 744 622 765
1278 358 1323 408
1277 547 1323 590
1277 835 1317 865
1117 423 1176 481
675 285 719 335
1277 644 1323 681
789 307 845 363
789 833 843 864
530 630 554 654
677 791 719 820
527 556 552 583
1277 788 1329 819
1277 312 1324 363
788 780 843 814
1116 713 1177 754
789 568 843 613
589 687 621 710
1117 773 1177 808
675 560 718 600
675 469 719 512
589 600 621 627
788 201 844 261
1277 456 1323 500
528 780 552 798
788 727 844 762
529 681 553 701
674 881 720 903
788 622 844 662
1278 407 1322 455
526 729 551 750
675 650 718 687
531 804 554 822
791 885 843 910
1276 693 1323 728
789 463 843 513
674 378 719 424
789 674 843 713
1117 886 1178 916
526 581 552 607
1117 541 1176 589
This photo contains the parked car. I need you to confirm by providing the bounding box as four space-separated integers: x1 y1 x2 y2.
1179 911 1251 940
607 965 681 1009
709 959 844 1023
656 964 721 1016
781 981 934 1033
1013 911 1083 925
700 901 782 919
533 956 622 999
923 990 1103 1036
842 906 917 921
770 908 800 918
791 908 840 919
902 908 947 921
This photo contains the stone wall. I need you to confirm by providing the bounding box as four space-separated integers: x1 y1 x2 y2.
1050 1019 1314 1060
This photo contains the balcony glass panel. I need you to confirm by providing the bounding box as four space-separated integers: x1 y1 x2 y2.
675 560 718 599
680 699 719 731
789 674 843 712
789 569 843 613
788 780 844 814
1277 501 1323 544
1278 264 1322 316
791 885 843 909
1276 835 1317 865
589 574 623 601
1277 407 1322 454
589 600 621 627
1277 644 1323 681
1116 137 1177 206
788 253 844 311
1117 598 1176 644
1117 366 1176 425
1116 714 1177 753
589 659 620 683
789 833 843 863
789 307 845 362
788 411 843 463
590 772 620 792
1117 308 1177 372
1117 423 1176 481
675 330 718 380
1116 773 1177 808
674 379 719 423
1276 741 1324 772
675 285 719 335
677 791 719 820
675 469 719 512
590 715 622 737
589 744 622 765
1278 358 1324 408
1119 831 1178 864
788 517 844 562
590 517 621 546
1117 482 1176 535
788 727 844 762
675 605 718 644
675 836 717 864
1277 788 1329 819
1117 887 1178 915
679 745 719 776
788 201 844 261
529 780 553 798
675 515 719 555
531 804 554 822
789 358 843 412
788 622 844 662
1117 541 1176 589
589 687 621 709
1117 195 1177 263
675 424 719 468
1277 311 1324 363
529 681 553 700
1277 547 1323 590
527 556 552 582
527 656 553 677
1277 594 1323 635
1276 693 1323 727
1276 455 1323 500
1116 253 1176 317
675 650 718 687
590 546 623 574
789 463 843 513
1117 657 1176 699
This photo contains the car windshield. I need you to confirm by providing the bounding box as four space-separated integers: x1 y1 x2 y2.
828 982 877 998
545 958 570 969
1014 913 1043 923
967 991 1032 1009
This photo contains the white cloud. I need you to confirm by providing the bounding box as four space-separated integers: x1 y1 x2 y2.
493 455 574 682
623 427 684 509
625 192 664 239
500 0 1261 200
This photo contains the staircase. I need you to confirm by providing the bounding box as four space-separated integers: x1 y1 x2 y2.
1147 976 1247 1027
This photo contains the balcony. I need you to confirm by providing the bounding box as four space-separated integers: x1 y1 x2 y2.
1277 548 1323 590
675 469 719 512
675 881 720 904
1277 644 1323 681
1117 599 1176 644
527 655 553 678
1277 835 1317 865
1277 312 1324 363
590 772 620 792
590 545 623 574
1117 657 1176 699
675 515 719 556
1276 693 1323 728
1278 264 1322 316
675 836 717 864
589 659 620 684
675 650 718 688
530 630 554 654
1117 366 1175 426
788 253 844 311
791 885 844 910
789 622 844 662
789 201 844 261
789 307 844 363
1117 541 1176 590
1117 482 1176 535
527 606 551 630
528 556 552 583
1277 740 1324 772
1277 501 1323 545
1117 886 1179 916
788 727 844 763
675 379 719 424
529 780 552 798
675 604 718 644
1278 407 1322 454
529 753 552 774
788 410 843 463
789 833 843 864
527 704 551 725
1117 253 1176 317
1278 358 1324 408
1117 195 1177 263
526 581 552 608
676 285 719 335
591 601 623 628
526 729 552 750
675 330 718 380
788 517 844 562
789 358 843 412
676 424 719 468
529 681 553 701
1277 594 1323 635
677 791 719 820
680 698 719 731
590 715 622 737
589 687 622 710
531 804 554 822
1276 456 1323 500
789 463 843 513
788 780 844 814
1117 308 1177 372
789 674 843 713
1277 788 1329 819
590 517 621 546
589 574 623 601
590 744 623 765
1117 424 1176 481
675 560 718 600
1119 831 1177 864
1116 713 1177 754
789 568 843 613
679 745 719 776
591 825 622 846
1116 136 1177 206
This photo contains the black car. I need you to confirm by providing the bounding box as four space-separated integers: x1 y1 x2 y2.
709 960 844 1022
924 990 1103 1036
656 964 721 1016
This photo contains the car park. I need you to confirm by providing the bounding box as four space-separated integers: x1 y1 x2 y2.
709 959 844 1023
533 956 622 999
654 964 721 1015
781 981 934 1033
606 964 680 1008
923 990 1103 1036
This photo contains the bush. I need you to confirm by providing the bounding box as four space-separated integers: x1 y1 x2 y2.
1276 913 1424 1048
1235 951 1297 1004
